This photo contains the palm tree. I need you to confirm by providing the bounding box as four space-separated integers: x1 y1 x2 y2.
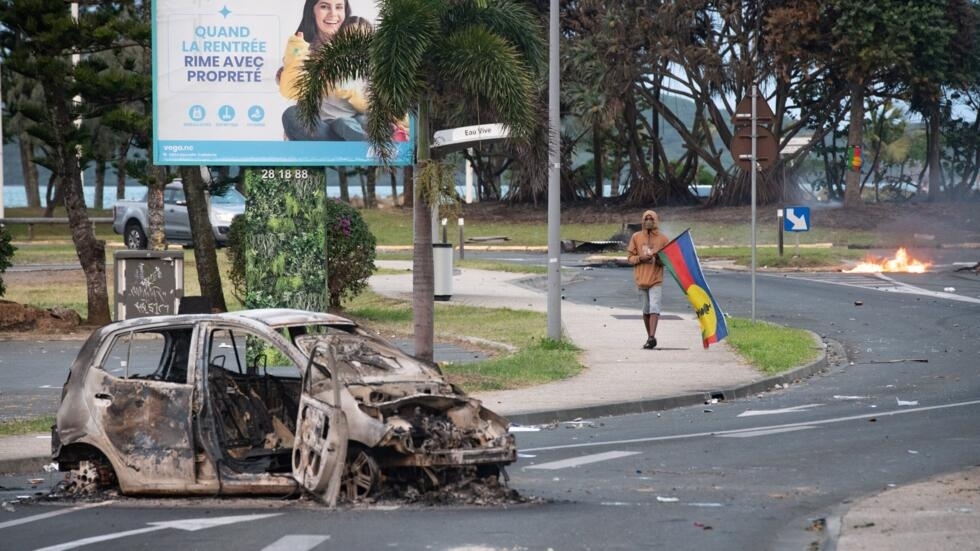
298 0 545 361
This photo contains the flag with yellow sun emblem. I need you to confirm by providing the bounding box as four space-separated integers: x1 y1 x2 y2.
657 230 728 348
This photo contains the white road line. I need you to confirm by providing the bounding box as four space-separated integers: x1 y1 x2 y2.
36 525 162 551
526 450 640 470
737 404 823 417
521 399 980 453
774 272 980 304
0 502 109 531
262 535 331 551
35 513 281 551
717 426 816 438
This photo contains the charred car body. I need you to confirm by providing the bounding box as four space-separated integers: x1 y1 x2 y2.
52 309 516 504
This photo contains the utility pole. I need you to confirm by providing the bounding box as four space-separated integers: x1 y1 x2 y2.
0 60 5 221
546 0 561 340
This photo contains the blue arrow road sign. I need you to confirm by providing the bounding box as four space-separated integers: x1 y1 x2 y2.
784 206 811 232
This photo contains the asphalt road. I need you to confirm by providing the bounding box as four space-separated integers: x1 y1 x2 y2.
1 250 979 550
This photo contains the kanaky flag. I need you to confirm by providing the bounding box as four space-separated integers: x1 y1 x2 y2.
657 229 728 348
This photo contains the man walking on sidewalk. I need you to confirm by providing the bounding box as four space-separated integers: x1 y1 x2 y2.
627 210 670 349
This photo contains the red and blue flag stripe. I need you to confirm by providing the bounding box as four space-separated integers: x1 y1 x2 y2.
657 229 728 348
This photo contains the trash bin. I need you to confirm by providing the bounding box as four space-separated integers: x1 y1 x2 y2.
433 243 453 301
114 250 184 320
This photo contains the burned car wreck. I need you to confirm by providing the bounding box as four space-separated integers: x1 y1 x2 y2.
52 309 516 504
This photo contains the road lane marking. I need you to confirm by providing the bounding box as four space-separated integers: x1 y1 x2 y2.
35 513 282 551
737 404 823 417
773 272 980 304
521 399 980 453
0 502 109 530
526 450 640 470
262 535 331 551
716 426 816 438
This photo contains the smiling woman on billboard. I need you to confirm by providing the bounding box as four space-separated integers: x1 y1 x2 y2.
278 0 369 141
152 0 411 166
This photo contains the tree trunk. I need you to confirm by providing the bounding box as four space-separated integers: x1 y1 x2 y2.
359 170 368 205
927 103 942 202
115 142 129 200
43 173 64 217
593 118 603 198
403 165 414 208
365 167 377 208
843 81 865 209
180 166 226 312
19 135 40 208
338 168 350 202
389 168 399 206
47 92 110 325
94 159 106 210
413 101 434 362
147 166 167 250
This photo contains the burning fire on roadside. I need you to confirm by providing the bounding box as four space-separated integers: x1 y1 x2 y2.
844 247 931 273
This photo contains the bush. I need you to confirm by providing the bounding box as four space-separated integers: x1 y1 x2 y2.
324 199 376 309
226 190 376 311
0 225 16 298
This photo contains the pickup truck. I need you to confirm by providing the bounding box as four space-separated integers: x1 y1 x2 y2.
112 181 245 249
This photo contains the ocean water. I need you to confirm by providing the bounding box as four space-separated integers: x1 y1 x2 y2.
1 185 148 209
1 182 488 210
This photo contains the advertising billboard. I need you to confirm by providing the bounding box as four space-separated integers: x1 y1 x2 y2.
153 0 413 166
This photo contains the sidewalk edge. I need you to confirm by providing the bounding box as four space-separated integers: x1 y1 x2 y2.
507 331 829 426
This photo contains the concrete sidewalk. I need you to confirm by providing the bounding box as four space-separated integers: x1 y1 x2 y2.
369 261 824 425
1 261 976 549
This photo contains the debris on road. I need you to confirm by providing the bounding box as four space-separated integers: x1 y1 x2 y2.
508 425 542 432
693 521 713 530
564 418 597 429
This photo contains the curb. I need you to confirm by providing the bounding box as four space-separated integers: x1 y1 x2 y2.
0 456 50 476
505 331 830 426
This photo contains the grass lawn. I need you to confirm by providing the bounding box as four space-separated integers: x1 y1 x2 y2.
0 204 829 434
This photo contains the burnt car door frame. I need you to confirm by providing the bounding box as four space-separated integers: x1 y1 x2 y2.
194 320 347 503
92 324 198 491
292 341 348 505
196 321 295 476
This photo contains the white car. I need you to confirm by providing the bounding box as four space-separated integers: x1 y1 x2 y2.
111 181 245 249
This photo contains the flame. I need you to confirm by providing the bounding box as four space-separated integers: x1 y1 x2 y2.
845 247 931 273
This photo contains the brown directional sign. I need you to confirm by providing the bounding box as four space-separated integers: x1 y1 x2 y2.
730 125 779 172
732 87 775 127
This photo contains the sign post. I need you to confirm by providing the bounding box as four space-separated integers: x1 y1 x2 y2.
781 206 811 257
729 86 777 321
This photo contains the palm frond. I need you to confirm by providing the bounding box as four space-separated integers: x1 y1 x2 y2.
367 0 443 160
296 29 373 131
445 0 547 78
435 26 537 140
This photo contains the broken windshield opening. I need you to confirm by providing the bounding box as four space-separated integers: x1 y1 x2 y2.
295 334 408 381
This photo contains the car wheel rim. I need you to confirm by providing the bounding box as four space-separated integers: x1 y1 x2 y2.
343 448 379 501
126 229 143 249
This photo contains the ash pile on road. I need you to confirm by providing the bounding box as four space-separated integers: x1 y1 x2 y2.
359 468 542 507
